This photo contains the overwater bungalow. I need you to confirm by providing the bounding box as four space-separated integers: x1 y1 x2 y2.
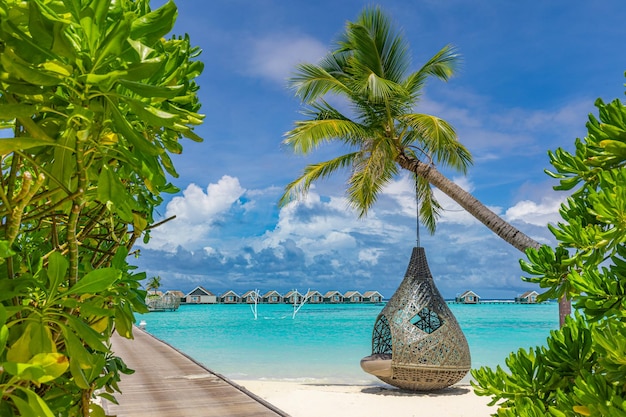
165 287 387 305
185 286 217 304
220 290 241 304
363 291 383 303
306 290 323 303
241 290 259 304
147 291 182 312
343 291 363 303
323 290 343 303
262 290 283 304
165 290 185 303
455 290 480 304
283 290 304 304
515 290 539 304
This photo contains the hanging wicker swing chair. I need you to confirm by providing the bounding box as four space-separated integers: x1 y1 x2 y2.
360 246 471 391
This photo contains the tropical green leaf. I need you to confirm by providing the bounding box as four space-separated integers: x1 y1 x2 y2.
118 79 184 98
0 0 203 413
123 57 166 80
0 137 57 156
114 302 134 339
30 353 68 382
0 240 16 258
400 113 471 172
28 321 55 355
7 324 33 363
280 152 359 206
97 166 137 222
291 63 350 102
0 48 60 86
126 99 178 128
67 268 121 295
11 388 55 417
69 356 90 389
50 130 76 191
62 325 95 368
2 361 47 382
23 389 56 417
0 103 37 121
51 21 77 61
89 403 107 417
93 18 131 70
130 0 177 44
47 252 68 298
0 324 8 357
27 1 54 49
64 317 108 353
108 101 162 155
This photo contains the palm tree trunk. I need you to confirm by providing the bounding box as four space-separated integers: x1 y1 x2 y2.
396 152 571 326
396 153 541 252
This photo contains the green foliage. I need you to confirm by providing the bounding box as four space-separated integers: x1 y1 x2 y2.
0 0 203 415
281 7 470 231
146 275 162 296
471 94 626 415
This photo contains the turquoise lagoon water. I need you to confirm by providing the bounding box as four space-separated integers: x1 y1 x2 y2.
136 302 558 383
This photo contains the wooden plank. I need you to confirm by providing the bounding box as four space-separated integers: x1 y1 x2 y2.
104 328 289 417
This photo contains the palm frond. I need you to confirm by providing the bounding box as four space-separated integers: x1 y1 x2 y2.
283 6 470 231
415 174 442 234
351 69 407 104
400 113 472 172
279 152 360 206
352 7 409 82
404 44 460 98
289 63 350 103
319 51 350 78
421 44 460 80
346 23 385 77
283 103 366 154
347 139 398 216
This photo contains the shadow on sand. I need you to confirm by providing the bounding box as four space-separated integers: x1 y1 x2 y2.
361 385 472 397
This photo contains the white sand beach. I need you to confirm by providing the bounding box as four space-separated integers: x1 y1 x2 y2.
235 379 496 417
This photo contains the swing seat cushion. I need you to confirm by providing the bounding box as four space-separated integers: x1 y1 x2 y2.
360 354 392 378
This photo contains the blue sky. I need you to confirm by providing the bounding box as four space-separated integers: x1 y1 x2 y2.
137 0 626 299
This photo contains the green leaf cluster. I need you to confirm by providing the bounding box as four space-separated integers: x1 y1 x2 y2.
0 0 203 415
471 92 626 415
281 7 470 233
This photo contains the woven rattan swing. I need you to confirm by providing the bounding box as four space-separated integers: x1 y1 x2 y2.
360 189 471 391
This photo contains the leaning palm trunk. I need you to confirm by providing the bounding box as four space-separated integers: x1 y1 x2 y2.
396 153 540 252
396 152 572 326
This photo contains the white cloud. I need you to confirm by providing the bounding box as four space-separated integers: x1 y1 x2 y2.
146 176 246 250
358 248 382 265
165 176 245 220
246 34 328 84
505 197 564 226
258 192 355 258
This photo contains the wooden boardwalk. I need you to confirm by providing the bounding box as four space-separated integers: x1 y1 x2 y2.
104 328 289 417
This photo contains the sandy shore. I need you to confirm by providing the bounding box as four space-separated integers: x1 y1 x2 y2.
235 379 495 417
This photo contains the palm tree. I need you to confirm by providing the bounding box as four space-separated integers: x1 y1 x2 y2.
281 7 570 324
146 276 162 296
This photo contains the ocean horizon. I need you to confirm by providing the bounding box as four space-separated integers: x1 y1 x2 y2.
136 302 559 384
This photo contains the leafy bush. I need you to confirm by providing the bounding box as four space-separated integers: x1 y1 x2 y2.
0 0 203 415
471 95 626 416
